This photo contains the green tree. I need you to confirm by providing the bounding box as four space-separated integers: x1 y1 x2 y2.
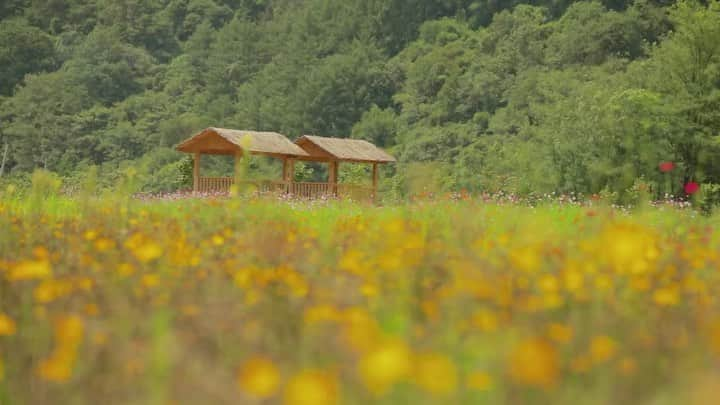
0 19 56 96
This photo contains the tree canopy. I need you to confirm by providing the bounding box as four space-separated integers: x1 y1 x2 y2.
1 0 719 200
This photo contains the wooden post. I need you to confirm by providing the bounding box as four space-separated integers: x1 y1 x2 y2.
193 152 201 192
282 157 290 194
372 163 378 203
234 150 243 193
328 161 339 196
288 159 295 182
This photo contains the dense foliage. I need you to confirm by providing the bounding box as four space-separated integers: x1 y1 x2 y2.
1 0 719 201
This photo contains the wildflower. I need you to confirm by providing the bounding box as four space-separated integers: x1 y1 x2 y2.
94 238 116 252
211 235 225 246
358 340 412 395
471 309 498 333
466 371 493 391
141 273 160 288
304 305 341 324
38 315 85 382
509 246 541 273
600 224 658 274
283 370 338 405
7 259 52 281
124 233 163 263
653 287 679 306
413 353 458 396
684 182 700 195
658 162 675 173
508 338 559 389
590 335 617 364
0 313 17 336
237 356 281 399
547 323 573 344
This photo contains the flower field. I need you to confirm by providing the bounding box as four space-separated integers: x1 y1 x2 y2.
1 197 720 404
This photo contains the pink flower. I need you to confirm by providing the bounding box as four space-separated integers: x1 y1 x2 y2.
684 182 699 195
658 162 675 173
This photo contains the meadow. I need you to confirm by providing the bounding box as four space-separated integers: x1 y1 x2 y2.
1 192 720 405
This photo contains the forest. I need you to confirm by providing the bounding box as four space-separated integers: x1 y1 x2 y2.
1 0 719 203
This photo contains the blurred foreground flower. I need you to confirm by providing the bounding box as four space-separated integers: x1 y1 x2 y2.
358 339 412 395
685 182 700 195
237 356 281 398
38 315 85 382
508 338 559 389
7 259 52 281
124 233 163 263
284 370 338 405
0 313 17 336
413 353 458 396
590 335 617 364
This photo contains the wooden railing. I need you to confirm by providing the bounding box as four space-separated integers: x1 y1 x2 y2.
288 182 330 198
194 177 375 200
196 177 235 193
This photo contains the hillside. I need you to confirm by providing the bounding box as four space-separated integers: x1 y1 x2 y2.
1 0 719 201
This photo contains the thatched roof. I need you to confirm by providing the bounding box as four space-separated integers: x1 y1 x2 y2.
295 135 396 163
176 128 310 157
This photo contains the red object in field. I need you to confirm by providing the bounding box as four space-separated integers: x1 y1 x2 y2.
684 182 700 195
658 162 675 173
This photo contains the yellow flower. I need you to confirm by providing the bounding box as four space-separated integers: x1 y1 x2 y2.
38 351 75 382
601 223 658 274
117 263 135 278
304 305 341 325
509 246 541 273
283 370 338 405
358 340 412 395
94 238 116 252
33 279 73 304
547 323 573 344
7 259 52 281
237 356 281 399
55 315 84 345
211 235 225 246
653 287 679 306
124 233 163 263
341 308 380 353
508 338 559 389
141 273 160 288
413 353 458 396
590 335 617 364
471 309 498 333
38 315 84 382
0 313 17 336
563 266 584 292
466 371 493 391
538 274 559 293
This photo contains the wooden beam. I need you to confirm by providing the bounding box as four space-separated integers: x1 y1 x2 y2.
193 152 201 192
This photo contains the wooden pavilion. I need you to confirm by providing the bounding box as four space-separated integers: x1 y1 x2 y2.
175 127 395 200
